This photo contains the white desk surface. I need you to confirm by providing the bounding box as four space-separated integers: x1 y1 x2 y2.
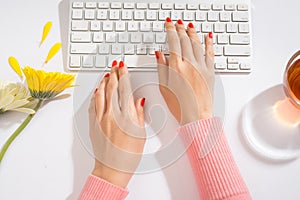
1 0 300 199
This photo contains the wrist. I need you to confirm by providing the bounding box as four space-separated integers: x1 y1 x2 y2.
92 164 132 189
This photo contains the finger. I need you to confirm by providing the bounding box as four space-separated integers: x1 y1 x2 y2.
165 17 182 69
187 22 205 66
155 51 169 88
205 32 215 70
88 95 96 118
175 19 196 64
106 64 120 114
118 61 135 112
94 75 108 120
135 98 145 126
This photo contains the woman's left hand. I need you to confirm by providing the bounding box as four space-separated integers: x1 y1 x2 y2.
88 61 146 188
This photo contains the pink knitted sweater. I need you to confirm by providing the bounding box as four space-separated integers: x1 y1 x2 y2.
79 117 251 200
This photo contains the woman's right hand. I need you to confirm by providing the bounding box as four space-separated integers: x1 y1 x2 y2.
155 18 215 125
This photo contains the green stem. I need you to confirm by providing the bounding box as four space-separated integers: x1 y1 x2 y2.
0 99 43 164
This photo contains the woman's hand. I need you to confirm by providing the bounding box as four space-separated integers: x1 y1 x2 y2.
88 61 146 188
156 18 215 125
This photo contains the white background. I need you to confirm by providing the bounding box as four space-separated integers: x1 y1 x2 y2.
1 0 300 199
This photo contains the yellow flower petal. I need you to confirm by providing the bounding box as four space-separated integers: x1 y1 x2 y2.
8 57 23 78
45 43 62 64
40 21 52 46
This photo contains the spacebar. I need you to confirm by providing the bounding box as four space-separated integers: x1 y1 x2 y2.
124 55 157 68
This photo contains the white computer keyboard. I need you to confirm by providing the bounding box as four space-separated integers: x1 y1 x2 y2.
68 0 252 73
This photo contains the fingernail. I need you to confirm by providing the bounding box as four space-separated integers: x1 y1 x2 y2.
112 60 118 67
177 19 183 25
188 22 194 28
104 73 110 78
209 32 213 39
166 17 172 22
119 61 124 68
94 88 98 94
155 51 160 59
140 98 146 107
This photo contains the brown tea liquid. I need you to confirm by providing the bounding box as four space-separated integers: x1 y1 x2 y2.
287 59 300 101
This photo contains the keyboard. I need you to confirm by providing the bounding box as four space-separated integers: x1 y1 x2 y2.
68 0 252 73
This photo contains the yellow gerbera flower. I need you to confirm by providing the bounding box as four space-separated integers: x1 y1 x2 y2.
22 66 75 100
0 81 35 114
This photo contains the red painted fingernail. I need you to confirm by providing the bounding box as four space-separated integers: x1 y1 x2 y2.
177 19 183 25
155 51 160 59
140 98 146 107
112 60 118 67
209 32 213 39
119 61 124 68
166 17 172 22
104 73 110 78
188 23 194 28
94 88 98 94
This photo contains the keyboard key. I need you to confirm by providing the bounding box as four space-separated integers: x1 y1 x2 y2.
124 55 156 67
183 11 194 21
214 46 224 56
82 55 94 67
171 11 182 20
162 3 173 10
240 63 251 70
109 10 120 20
72 21 89 31
111 2 122 9
149 3 160 10
202 23 213 32
93 32 104 42
220 12 231 22
174 3 185 10
71 44 97 54
85 10 95 19
118 32 129 43
91 21 101 31
207 12 219 22
86 2 97 8
155 33 166 43
239 24 250 33
97 10 108 19
70 56 81 68
131 32 142 43
73 2 84 8
228 64 239 70
214 23 226 33
105 32 116 42
136 44 147 54
136 3 147 9
122 10 133 20
212 4 223 11
99 44 110 54
134 10 145 20
226 23 238 33
187 4 197 10
217 34 229 44
115 21 126 31
128 21 139 31
225 4 235 11
111 44 123 54
153 21 164 32
98 2 109 8
230 35 250 45
124 44 135 55
232 12 249 22
124 2 134 9
224 46 251 56
143 33 154 43
196 12 206 21
95 55 107 68
140 21 151 31
71 32 91 42
102 21 113 31
146 10 157 20
72 9 83 19
200 4 210 10
159 11 170 20
237 4 248 11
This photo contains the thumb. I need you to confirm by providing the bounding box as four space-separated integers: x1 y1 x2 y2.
135 98 146 126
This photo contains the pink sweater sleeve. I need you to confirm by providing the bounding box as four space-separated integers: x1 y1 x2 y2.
78 175 128 200
178 117 252 200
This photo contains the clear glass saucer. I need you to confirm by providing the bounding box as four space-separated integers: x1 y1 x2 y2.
242 84 300 161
